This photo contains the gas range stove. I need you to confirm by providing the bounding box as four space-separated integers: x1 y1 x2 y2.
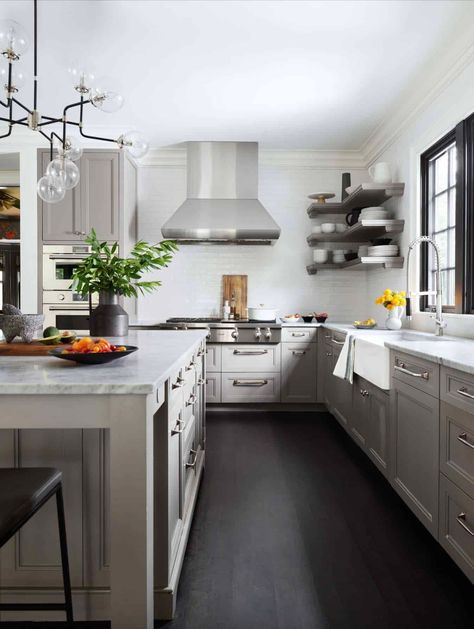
159 317 281 343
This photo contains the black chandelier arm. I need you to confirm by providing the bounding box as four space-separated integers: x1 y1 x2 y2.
79 128 117 144
34 0 38 109
11 97 32 115
63 98 91 143
38 118 63 127
0 125 12 140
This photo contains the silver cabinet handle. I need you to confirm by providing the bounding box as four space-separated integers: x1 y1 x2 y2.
292 350 306 355
292 332 306 337
186 393 197 406
233 379 268 387
171 419 184 435
73 230 87 236
324 334 331 339
233 349 268 355
456 386 474 400
394 363 429 380
197 348 205 357
457 432 474 449
332 339 345 345
48 305 90 311
185 361 196 371
48 253 88 260
456 512 474 536
185 449 198 471
325 351 332 357
172 377 185 390
197 377 205 386
360 389 369 397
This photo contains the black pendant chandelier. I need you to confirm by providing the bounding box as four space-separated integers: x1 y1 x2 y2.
0 0 148 204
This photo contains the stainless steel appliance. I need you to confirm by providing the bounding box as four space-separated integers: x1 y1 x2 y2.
161 142 281 244
0 243 20 310
155 317 282 344
42 245 98 330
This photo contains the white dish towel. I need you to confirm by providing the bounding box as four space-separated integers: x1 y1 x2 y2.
333 334 356 384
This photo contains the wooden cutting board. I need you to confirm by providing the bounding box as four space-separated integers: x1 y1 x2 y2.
222 275 248 319
0 342 69 356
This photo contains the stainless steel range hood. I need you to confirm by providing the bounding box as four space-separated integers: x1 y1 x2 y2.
161 142 281 244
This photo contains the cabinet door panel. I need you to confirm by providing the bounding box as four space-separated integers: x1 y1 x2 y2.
352 376 369 447
281 344 317 403
40 150 82 241
206 374 221 404
331 349 352 429
0 429 83 587
367 384 389 477
80 152 120 241
390 381 439 535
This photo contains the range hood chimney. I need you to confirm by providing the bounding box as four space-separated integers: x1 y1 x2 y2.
161 141 281 244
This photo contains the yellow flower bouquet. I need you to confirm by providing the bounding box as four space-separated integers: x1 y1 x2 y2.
375 289 406 310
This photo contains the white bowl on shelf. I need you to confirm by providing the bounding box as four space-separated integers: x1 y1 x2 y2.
333 255 346 264
336 223 347 233
313 249 329 263
321 223 336 233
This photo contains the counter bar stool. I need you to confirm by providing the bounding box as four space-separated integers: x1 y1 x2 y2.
0 468 73 622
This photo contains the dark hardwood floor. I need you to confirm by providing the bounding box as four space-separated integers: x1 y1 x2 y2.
3 410 473 628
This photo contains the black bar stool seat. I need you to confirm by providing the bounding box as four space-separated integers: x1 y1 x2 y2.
0 467 73 622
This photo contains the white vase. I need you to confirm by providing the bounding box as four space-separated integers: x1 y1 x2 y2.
385 306 403 330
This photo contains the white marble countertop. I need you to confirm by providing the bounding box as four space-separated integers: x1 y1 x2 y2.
0 330 207 395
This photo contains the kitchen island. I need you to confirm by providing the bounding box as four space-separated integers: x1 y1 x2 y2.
0 330 207 628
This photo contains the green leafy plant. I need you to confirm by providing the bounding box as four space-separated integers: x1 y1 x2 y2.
71 229 178 298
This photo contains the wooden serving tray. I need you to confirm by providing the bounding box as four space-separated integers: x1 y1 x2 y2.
0 342 70 356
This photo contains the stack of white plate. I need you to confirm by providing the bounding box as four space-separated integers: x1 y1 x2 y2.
367 244 399 257
359 206 392 220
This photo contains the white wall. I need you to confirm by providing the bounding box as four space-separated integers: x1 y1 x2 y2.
363 47 474 337
136 150 370 322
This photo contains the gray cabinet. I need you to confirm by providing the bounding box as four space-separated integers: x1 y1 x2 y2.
330 347 352 429
281 343 317 403
352 376 369 447
390 378 439 535
40 149 128 243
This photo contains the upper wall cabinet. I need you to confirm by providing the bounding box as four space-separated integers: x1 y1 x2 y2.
39 149 136 244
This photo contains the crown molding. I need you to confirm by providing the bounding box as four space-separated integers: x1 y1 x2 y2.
361 21 474 165
138 147 367 170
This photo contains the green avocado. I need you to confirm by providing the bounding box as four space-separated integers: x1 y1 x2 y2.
38 335 62 345
43 326 60 338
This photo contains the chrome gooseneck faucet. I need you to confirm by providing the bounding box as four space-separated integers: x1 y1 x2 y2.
406 236 447 337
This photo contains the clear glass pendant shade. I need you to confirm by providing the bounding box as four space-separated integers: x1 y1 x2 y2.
68 61 95 94
0 20 29 59
46 158 80 190
119 131 149 158
37 175 65 204
0 64 26 91
56 136 83 162
90 78 124 113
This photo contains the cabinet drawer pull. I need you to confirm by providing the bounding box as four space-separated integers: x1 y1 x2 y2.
171 419 184 435
456 512 474 536
197 378 205 386
325 351 332 357
457 432 474 449
360 389 369 397
292 332 306 337
324 334 331 339
185 362 196 371
197 349 205 357
233 379 268 387
186 393 197 407
172 377 185 390
456 386 474 400
332 339 345 345
292 350 306 355
185 449 198 470
233 349 268 355
394 363 429 380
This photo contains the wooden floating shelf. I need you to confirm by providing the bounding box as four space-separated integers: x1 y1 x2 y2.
307 183 405 217
307 219 405 246
306 256 404 275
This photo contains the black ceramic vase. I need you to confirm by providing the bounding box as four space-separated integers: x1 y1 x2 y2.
89 291 128 337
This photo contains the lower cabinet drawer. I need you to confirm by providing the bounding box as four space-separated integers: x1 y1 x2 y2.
439 474 474 582
440 401 474 498
221 345 280 372
391 351 439 397
221 372 280 403
183 445 201 516
206 374 221 404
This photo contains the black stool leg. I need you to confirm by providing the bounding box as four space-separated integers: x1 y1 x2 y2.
56 485 74 623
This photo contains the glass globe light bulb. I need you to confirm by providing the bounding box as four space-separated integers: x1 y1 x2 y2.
57 136 83 162
46 158 80 190
118 131 149 158
90 77 124 113
0 64 26 92
67 61 95 94
0 20 29 60
37 175 65 204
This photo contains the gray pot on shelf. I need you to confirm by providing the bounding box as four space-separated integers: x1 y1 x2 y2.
89 291 128 337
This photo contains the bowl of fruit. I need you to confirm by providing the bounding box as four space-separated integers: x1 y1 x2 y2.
48 337 138 364
353 318 377 329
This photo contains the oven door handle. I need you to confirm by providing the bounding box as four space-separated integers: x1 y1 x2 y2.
47 254 90 260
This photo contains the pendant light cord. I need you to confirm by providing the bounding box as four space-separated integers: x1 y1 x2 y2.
33 0 37 109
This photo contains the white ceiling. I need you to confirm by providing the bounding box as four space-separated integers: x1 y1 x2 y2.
0 0 473 149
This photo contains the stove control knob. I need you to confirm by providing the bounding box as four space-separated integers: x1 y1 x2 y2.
231 329 239 340
58 293 65 301
264 327 272 340
255 327 262 339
